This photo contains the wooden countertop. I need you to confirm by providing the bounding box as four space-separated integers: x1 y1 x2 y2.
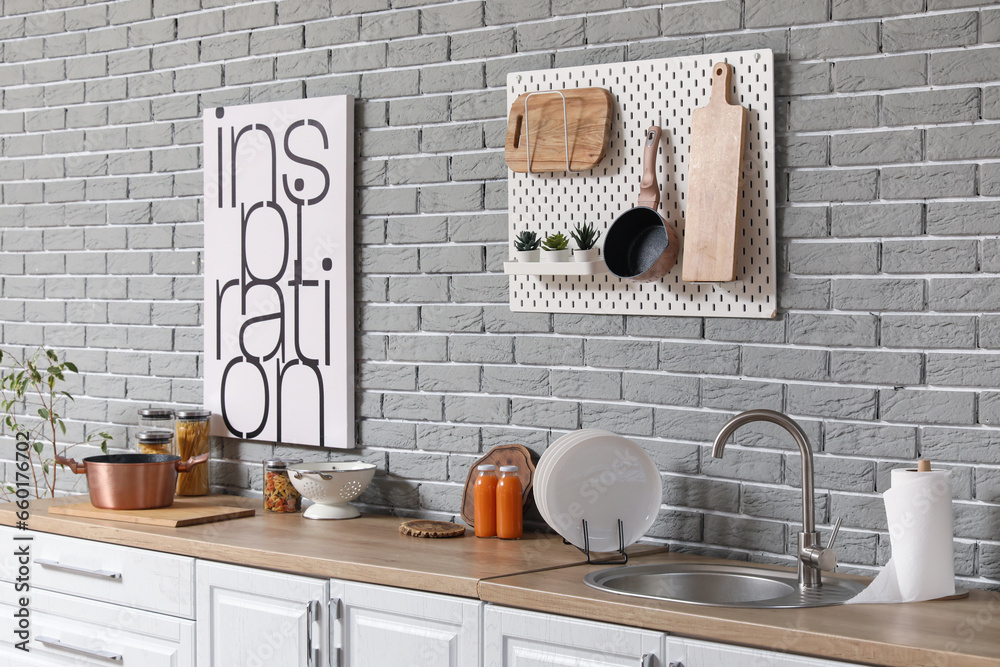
479 551 1000 667
0 496 658 599
4 496 998 666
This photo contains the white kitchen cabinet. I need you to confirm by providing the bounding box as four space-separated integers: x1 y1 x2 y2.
196 561 327 667
484 605 665 667
0 586 195 666
667 636 861 667
329 579 482 667
0 525 195 618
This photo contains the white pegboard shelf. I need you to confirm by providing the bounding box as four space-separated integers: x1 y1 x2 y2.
503 260 609 276
506 49 777 319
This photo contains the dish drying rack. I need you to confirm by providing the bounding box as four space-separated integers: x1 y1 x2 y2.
566 518 630 565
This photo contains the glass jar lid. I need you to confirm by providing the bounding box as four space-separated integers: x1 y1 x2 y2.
477 464 496 471
139 408 174 419
137 430 173 444
499 465 519 472
175 409 212 421
264 458 304 469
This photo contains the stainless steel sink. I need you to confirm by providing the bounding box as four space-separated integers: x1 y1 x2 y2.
584 562 867 609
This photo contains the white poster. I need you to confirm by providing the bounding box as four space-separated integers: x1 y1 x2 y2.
203 95 355 448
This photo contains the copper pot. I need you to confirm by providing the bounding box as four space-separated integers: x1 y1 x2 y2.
56 453 210 510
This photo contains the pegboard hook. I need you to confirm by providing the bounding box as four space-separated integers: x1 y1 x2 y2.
523 90 571 174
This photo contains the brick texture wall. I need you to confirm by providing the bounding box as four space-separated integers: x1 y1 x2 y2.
2 0 999 589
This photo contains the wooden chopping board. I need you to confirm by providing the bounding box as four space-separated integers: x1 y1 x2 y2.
461 444 535 526
504 87 614 173
681 62 748 283
49 496 255 527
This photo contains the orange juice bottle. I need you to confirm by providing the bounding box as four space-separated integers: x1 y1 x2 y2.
474 465 498 538
496 465 523 540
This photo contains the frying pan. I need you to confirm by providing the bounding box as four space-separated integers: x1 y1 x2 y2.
603 126 680 282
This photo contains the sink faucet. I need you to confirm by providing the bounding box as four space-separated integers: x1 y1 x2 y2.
712 409 841 588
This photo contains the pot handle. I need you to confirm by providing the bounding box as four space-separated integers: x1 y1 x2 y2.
175 452 210 473
54 454 87 474
637 125 661 210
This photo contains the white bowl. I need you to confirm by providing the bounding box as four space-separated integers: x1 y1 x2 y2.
287 462 376 520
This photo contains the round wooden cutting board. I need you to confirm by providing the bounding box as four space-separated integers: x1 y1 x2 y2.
460 444 535 527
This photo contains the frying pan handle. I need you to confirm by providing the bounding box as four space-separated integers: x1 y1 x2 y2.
55 454 86 474
637 126 661 210
176 452 210 473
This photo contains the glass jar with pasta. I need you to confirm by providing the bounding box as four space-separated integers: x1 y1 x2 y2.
263 458 304 513
175 409 211 496
136 430 174 456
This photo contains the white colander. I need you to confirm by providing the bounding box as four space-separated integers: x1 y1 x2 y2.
287 461 376 519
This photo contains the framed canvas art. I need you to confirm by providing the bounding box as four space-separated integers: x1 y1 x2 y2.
203 95 355 448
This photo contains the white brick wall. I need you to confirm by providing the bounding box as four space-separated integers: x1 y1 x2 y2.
1 0 999 588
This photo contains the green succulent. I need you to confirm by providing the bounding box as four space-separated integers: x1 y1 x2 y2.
570 222 602 250
541 232 569 251
513 230 540 251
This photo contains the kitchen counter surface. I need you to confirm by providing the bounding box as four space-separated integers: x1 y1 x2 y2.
3 496 998 667
0 495 636 598
480 551 1000 667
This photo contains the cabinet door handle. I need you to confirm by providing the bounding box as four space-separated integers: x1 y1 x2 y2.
328 598 341 667
306 599 321 667
36 558 122 580
36 635 123 662
640 654 655 667
668 662 685 667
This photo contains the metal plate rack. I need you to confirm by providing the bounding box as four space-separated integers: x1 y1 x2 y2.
505 49 776 318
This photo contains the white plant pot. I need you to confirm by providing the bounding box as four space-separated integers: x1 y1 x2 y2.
573 248 600 262
514 249 539 263
542 249 571 262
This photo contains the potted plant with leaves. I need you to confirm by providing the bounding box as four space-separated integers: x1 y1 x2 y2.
1 347 112 500
541 231 571 262
513 230 541 262
571 222 602 262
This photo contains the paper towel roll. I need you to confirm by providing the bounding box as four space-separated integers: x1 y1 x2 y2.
847 467 955 604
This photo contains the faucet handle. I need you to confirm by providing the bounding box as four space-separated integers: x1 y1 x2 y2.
826 516 843 551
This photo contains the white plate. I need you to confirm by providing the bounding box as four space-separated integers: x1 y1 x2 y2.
539 431 662 552
534 430 600 522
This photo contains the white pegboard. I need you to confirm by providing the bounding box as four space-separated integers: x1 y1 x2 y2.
507 50 776 319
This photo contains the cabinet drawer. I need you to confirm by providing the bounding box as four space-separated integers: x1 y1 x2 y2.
0 586 195 666
0 526 195 619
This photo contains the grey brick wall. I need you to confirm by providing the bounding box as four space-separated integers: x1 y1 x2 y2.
2 0 1000 591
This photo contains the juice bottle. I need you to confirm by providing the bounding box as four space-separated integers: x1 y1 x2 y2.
496 465 523 540
473 464 498 538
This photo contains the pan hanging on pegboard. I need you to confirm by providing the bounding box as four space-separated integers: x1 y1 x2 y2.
504 49 776 319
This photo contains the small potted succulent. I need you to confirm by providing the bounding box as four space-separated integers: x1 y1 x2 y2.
513 230 540 262
571 222 602 262
541 232 571 262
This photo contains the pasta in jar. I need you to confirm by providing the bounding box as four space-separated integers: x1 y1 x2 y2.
263 459 303 513
175 409 211 496
137 430 174 456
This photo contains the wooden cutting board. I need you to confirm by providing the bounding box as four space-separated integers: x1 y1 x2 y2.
505 88 614 173
681 62 748 283
461 444 535 526
49 496 256 527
